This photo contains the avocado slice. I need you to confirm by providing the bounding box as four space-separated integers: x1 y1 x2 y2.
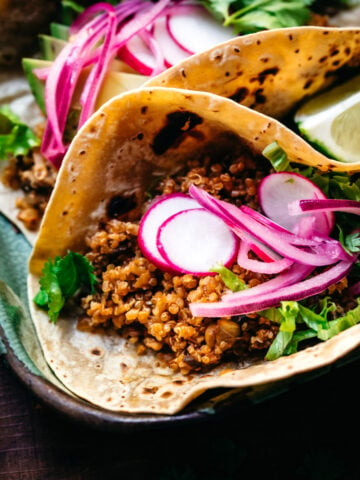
39 34 67 61
22 58 51 113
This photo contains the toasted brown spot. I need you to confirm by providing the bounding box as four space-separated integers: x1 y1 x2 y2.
143 386 159 394
181 68 186 78
137 133 144 140
152 110 203 155
161 391 173 399
141 106 148 114
303 79 313 90
91 348 102 356
173 380 184 385
79 150 86 155
254 88 266 104
229 87 249 103
319 56 328 63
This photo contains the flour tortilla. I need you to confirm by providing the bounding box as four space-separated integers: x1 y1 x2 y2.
27 87 360 414
146 26 360 171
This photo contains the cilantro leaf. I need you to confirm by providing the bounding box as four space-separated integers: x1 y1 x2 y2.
33 252 97 323
202 0 314 34
0 106 40 160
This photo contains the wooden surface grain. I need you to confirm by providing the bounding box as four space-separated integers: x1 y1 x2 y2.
1 352 360 480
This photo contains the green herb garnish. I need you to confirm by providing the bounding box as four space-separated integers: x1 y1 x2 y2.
33 252 97 323
0 106 40 160
202 0 314 34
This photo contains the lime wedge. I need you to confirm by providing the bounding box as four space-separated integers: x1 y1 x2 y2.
295 75 360 163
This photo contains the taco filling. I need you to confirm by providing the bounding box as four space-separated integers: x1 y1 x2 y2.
79 145 278 375
77 150 357 375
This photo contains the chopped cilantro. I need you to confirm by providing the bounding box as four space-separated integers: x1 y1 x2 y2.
33 252 97 323
0 106 40 160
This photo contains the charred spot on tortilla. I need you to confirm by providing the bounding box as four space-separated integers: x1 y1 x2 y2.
91 348 103 356
229 87 249 103
250 67 279 86
143 386 158 394
106 194 137 219
303 79 314 90
152 111 203 155
140 106 148 114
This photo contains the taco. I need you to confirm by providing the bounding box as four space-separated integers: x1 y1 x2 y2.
27 86 360 414
2 22 360 243
146 26 360 170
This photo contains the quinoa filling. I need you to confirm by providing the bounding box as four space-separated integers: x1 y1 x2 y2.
1 149 56 231
77 147 351 375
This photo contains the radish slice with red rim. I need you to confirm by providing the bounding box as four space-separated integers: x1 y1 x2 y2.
258 172 334 235
167 6 234 55
152 16 190 66
157 208 238 275
138 193 200 270
120 35 158 76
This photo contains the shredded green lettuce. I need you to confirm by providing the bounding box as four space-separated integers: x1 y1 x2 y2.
34 252 97 323
262 141 291 172
263 299 360 360
211 264 248 291
0 106 40 160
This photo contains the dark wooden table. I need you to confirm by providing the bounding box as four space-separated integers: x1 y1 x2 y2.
1 351 360 480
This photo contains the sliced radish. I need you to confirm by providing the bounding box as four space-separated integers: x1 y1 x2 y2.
152 16 190 66
138 193 200 270
120 34 158 76
167 6 234 55
258 172 334 235
157 208 238 275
